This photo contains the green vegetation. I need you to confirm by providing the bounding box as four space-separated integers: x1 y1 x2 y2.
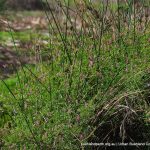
0 0 6 11
0 31 48 44
0 0 150 149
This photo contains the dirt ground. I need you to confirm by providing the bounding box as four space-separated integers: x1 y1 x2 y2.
0 11 50 78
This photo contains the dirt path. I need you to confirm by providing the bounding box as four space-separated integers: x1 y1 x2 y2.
0 46 28 78
0 11 51 78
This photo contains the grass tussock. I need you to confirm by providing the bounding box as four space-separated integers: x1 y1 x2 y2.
0 0 150 149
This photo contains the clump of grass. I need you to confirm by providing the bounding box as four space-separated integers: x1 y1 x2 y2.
0 0 150 149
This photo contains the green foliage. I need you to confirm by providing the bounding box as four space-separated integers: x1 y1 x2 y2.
0 0 6 11
0 1 150 149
